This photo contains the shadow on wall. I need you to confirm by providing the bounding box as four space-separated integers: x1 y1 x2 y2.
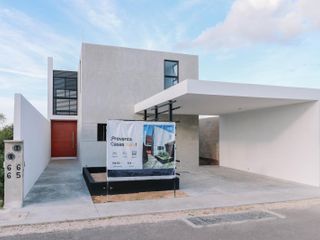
199 116 219 165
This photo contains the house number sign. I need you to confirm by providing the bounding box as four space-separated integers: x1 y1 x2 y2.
4 141 24 208
6 146 22 180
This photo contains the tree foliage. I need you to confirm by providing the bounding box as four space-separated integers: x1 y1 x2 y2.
0 114 13 205
0 113 5 127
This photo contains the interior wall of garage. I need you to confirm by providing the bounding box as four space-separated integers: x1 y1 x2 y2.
199 116 219 165
220 101 320 186
175 115 199 170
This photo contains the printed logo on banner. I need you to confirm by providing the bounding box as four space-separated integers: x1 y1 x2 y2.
107 120 143 170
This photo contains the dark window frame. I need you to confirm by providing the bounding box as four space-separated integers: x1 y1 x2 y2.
53 70 78 116
97 123 107 141
164 60 179 89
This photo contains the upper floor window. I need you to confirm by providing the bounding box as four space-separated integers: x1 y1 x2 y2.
164 60 179 89
53 70 77 115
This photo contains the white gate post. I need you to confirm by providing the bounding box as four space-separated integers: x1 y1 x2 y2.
3 140 24 208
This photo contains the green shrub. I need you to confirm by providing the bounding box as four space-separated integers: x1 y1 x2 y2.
0 124 13 204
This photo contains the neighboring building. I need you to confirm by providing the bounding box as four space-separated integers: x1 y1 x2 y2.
47 43 199 170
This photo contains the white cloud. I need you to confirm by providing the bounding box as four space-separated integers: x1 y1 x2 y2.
140 25 176 51
178 0 205 11
0 67 44 79
192 0 320 49
0 7 79 124
84 0 121 32
0 96 14 124
0 8 79 80
62 0 124 43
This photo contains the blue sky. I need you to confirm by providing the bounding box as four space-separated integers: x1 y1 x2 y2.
1 0 320 123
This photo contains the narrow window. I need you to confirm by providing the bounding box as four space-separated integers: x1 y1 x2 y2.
164 60 179 89
97 124 107 141
53 70 78 115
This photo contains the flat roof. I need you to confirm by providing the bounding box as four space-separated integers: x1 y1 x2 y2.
134 80 320 115
81 42 198 58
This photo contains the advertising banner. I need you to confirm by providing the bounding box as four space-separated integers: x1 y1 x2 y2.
107 120 176 181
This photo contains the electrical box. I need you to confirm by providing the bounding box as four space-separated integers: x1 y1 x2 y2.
4 140 24 208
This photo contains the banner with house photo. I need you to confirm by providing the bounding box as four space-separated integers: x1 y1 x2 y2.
106 120 176 181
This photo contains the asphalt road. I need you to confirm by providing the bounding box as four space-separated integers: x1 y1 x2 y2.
3 204 320 240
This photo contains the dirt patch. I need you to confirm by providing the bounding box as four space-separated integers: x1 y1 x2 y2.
91 173 106 182
92 190 188 203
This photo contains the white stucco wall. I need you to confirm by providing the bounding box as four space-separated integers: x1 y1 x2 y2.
47 57 53 119
175 115 199 170
79 44 199 169
220 101 320 186
14 94 50 197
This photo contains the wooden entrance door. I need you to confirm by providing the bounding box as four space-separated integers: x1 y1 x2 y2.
51 121 77 157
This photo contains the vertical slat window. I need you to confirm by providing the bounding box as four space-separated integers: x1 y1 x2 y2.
164 60 179 89
53 70 78 115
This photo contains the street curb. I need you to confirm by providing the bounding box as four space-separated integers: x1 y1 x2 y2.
1 197 320 237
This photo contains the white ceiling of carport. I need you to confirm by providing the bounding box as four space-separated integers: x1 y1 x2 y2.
134 80 320 115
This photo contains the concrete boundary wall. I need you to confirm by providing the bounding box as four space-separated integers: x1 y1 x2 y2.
14 94 50 197
220 101 320 186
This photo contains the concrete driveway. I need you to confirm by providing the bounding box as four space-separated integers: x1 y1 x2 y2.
23 159 92 206
0 159 97 226
181 166 320 198
94 166 320 217
2 160 320 226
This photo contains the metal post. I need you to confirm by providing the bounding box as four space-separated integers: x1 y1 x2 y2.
173 176 176 198
106 171 109 202
169 100 173 122
144 109 147 121
154 106 158 121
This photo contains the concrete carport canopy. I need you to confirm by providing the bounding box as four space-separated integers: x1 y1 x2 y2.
134 79 320 115
134 80 320 187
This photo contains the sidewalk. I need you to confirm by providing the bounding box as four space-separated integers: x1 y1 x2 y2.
2 161 320 227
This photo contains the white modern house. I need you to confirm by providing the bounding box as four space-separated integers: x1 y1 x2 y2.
47 43 199 170
8 43 320 208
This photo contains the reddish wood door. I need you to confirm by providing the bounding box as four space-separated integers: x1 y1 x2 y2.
51 121 77 157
